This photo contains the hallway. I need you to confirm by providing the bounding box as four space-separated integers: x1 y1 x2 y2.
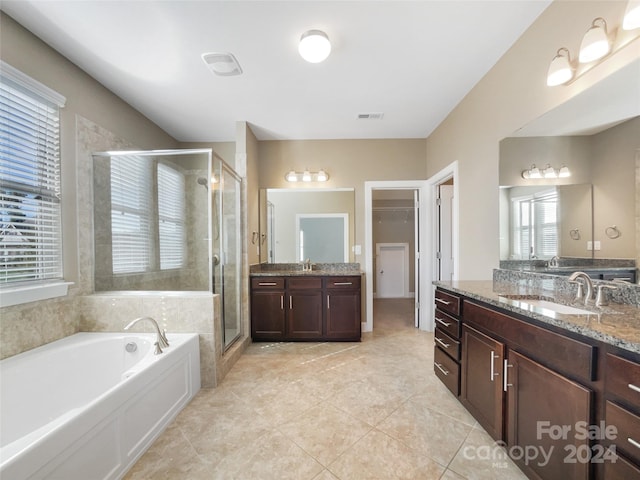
125 299 526 479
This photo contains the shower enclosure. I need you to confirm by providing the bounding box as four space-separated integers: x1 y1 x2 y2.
92 148 243 351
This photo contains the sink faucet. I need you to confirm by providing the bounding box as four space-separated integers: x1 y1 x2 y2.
547 256 560 268
568 271 594 305
303 258 312 271
124 316 169 354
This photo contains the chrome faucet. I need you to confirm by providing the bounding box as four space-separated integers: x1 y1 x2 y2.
302 258 312 271
124 316 169 354
568 271 594 305
547 256 560 268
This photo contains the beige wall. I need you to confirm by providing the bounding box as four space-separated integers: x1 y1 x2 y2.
257 139 427 266
426 0 638 279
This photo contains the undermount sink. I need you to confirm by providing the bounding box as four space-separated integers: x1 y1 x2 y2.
499 294 594 315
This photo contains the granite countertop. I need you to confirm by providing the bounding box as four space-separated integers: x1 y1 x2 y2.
250 263 363 277
434 280 640 355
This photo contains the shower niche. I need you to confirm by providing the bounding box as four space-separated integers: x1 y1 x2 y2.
92 148 244 352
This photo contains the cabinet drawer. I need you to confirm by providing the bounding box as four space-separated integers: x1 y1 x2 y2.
434 309 461 339
435 289 461 316
464 301 596 382
435 327 460 361
325 276 361 289
434 345 460 396
287 277 322 289
604 449 640 480
251 277 285 289
606 401 640 465
605 353 640 408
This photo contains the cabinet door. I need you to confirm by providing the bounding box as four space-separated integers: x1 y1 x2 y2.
461 324 505 440
251 291 285 339
506 350 592 480
287 290 323 339
325 290 361 340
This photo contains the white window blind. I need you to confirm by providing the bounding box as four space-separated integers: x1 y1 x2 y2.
110 155 152 274
512 190 558 260
157 163 185 270
0 64 65 285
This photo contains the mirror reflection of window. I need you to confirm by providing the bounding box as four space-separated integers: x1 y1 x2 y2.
511 189 558 260
297 214 348 262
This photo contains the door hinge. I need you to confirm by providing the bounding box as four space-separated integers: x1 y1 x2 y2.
436 251 442 259
436 198 441 206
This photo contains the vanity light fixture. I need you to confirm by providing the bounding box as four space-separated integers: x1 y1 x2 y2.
546 48 574 86
623 0 640 30
542 164 558 178
284 169 330 182
522 164 542 179
299 30 331 63
579 18 611 63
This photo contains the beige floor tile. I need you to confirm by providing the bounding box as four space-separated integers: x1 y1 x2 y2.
408 388 477 427
447 427 528 480
278 404 372 465
440 468 467 480
208 430 324 480
327 429 446 480
313 469 341 480
377 398 474 466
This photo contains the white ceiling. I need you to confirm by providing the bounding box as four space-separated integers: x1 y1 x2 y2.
1 1 552 142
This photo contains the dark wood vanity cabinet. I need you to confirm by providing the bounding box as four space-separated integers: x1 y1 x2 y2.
433 289 462 396
251 275 361 341
433 287 640 480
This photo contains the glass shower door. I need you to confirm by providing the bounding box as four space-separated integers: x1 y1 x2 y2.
217 160 242 350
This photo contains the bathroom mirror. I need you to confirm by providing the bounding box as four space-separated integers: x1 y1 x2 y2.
93 149 211 291
258 188 355 263
499 58 640 267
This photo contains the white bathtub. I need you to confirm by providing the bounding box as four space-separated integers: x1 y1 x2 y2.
0 332 201 480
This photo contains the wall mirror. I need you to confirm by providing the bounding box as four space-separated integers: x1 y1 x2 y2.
258 188 355 263
93 149 211 291
499 58 640 267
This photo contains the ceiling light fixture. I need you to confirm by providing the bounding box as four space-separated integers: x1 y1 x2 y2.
546 48 574 86
284 169 330 183
298 30 331 63
624 0 640 30
201 52 243 76
579 18 611 63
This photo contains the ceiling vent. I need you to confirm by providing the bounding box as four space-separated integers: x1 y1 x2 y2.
357 112 384 120
201 52 243 76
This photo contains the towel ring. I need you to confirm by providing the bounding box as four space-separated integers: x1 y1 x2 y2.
605 225 621 239
569 228 581 240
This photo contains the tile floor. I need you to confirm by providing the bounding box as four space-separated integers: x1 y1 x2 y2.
124 299 527 479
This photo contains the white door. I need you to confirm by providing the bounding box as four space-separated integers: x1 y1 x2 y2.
438 184 454 281
376 243 408 298
413 190 420 327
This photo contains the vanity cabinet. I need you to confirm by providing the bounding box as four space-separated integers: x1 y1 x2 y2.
603 353 640 478
251 275 361 342
433 289 462 396
460 324 505 440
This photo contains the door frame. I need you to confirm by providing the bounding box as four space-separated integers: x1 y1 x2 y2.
375 242 410 298
364 181 428 332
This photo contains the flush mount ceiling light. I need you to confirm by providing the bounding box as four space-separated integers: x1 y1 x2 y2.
624 0 640 30
284 169 330 182
298 30 331 63
579 18 611 63
201 52 243 76
546 48 574 86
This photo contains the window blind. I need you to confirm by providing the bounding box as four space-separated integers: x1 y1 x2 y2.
110 155 152 274
511 190 558 260
157 163 185 270
0 65 64 285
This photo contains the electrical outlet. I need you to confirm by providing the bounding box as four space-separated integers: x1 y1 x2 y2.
587 241 593 251
594 240 601 251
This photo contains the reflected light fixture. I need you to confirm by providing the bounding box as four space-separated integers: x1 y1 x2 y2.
624 0 640 30
546 48 574 86
579 18 611 63
558 165 571 178
284 169 330 182
298 30 331 63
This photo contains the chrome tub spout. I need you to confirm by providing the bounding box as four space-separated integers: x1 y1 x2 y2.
124 316 169 354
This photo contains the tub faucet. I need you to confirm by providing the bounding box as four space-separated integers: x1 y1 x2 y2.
568 271 594 305
124 316 169 354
